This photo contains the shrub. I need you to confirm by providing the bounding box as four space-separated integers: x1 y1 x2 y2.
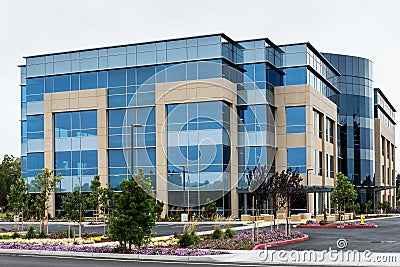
178 230 200 248
38 231 48 238
11 232 20 239
319 220 327 225
224 226 237 238
25 226 37 239
211 226 223 240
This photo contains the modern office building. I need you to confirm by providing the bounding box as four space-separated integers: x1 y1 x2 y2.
19 34 396 217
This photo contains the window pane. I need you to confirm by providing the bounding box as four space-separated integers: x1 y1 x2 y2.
286 106 306 133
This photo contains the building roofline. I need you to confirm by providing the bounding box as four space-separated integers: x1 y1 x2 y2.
375 105 396 125
236 37 284 53
374 88 397 112
281 65 341 95
280 42 341 76
23 33 237 59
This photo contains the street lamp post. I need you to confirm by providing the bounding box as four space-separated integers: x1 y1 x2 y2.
181 166 186 212
130 124 143 176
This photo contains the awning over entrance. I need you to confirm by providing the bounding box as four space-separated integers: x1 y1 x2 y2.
304 185 334 193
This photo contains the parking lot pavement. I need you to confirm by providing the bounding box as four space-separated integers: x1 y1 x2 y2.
268 216 400 252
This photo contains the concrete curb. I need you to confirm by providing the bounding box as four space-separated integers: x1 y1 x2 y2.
0 248 222 262
252 234 309 250
295 225 377 229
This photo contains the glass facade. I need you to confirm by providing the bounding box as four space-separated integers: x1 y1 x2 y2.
323 53 374 186
167 101 230 206
54 110 98 193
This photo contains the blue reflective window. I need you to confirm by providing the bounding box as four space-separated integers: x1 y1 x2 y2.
108 69 126 87
81 150 98 168
108 149 127 167
285 67 307 85
137 66 155 84
54 75 71 92
80 110 97 129
55 151 71 169
108 95 126 108
127 68 137 85
108 54 126 68
287 147 306 173
27 115 44 133
71 74 79 91
137 51 156 65
198 44 220 59
198 36 220 45
80 72 97 90
27 152 44 170
54 113 71 137
286 106 306 133
54 61 71 73
98 71 107 88
80 58 98 71
167 48 187 62
45 77 53 93
187 62 197 80
198 61 221 79
166 63 186 82
108 109 126 127
26 78 44 95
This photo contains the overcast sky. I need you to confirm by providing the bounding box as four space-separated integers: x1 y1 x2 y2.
1 0 399 169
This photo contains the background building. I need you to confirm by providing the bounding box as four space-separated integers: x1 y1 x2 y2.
19 34 396 217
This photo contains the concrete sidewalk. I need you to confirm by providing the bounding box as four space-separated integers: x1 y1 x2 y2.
0 247 398 266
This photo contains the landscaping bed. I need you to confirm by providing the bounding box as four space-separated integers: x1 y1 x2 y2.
296 221 377 229
0 228 308 255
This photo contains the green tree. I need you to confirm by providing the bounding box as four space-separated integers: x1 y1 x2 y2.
32 168 61 233
6 177 29 230
377 201 391 215
99 183 114 235
330 172 357 221
109 169 163 249
0 155 21 208
61 186 88 237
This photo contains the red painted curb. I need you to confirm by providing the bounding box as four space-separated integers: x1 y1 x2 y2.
252 234 309 250
295 225 377 229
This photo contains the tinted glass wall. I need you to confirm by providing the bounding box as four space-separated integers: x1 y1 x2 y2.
167 101 230 207
323 53 374 185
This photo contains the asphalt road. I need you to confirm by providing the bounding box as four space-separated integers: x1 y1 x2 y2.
0 222 246 237
0 254 335 267
270 216 400 252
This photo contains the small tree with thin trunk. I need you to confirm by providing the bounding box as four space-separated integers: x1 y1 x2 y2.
250 165 304 235
99 183 114 235
61 186 88 238
7 177 29 231
330 172 357 224
32 168 61 233
89 175 102 223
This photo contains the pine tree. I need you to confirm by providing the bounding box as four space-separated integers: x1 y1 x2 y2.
109 169 163 249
